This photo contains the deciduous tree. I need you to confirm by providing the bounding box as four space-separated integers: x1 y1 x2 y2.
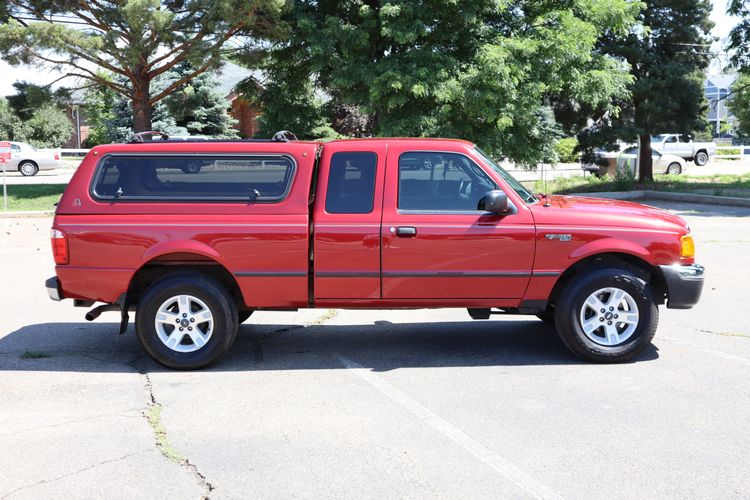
241 0 639 166
727 73 750 138
588 0 713 181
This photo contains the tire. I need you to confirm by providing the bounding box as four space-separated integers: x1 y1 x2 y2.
554 267 658 362
19 161 39 176
238 310 253 324
694 151 709 166
135 272 238 369
666 162 682 175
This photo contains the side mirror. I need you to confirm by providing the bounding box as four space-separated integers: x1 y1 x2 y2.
481 190 510 214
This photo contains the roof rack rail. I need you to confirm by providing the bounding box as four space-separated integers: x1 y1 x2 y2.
271 130 298 142
130 131 170 143
125 130 298 144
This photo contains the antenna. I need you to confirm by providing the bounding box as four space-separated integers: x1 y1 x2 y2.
542 161 551 207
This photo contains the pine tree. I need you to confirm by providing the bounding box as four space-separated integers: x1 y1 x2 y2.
165 67 238 138
1 1 282 132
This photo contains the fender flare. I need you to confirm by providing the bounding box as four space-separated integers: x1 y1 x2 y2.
567 237 654 266
140 239 225 266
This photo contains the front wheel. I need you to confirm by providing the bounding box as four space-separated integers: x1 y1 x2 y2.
694 151 709 166
666 162 682 175
554 268 658 362
135 273 238 369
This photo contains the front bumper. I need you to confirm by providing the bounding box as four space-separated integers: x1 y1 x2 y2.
46 276 62 301
659 264 704 309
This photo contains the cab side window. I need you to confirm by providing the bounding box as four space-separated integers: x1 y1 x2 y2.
325 152 377 214
398 152 496 211
11 144 20 153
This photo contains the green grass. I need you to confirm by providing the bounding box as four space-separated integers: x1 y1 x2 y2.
533 173 750 199
146 404 185 463
20 350 52 359
0 184 66 211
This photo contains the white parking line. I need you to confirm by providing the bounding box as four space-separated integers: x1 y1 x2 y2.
334 354 562 500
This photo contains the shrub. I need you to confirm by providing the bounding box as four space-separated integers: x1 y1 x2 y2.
553 137 579 163
25 104 73 148
613 163 636 191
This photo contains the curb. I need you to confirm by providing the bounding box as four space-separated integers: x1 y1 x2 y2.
575 190 750 208
0 210 54 218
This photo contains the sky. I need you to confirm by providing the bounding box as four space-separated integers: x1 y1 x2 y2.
0 1 742 96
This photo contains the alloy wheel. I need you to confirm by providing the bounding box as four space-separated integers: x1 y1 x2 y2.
578 287 640 346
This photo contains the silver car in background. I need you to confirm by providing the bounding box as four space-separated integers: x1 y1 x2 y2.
582 146 687 177
3 141 63 176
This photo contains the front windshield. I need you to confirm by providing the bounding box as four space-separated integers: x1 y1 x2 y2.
651 134 667 143
474 147 537 204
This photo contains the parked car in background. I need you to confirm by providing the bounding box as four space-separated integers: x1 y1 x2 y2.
582 147 687 177
620 147 687 175
650 134 716 166
2 141 62 176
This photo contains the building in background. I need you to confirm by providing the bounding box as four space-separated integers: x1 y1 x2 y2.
705 74 736 137
226 92 260 138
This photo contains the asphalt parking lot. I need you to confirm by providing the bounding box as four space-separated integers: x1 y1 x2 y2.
1 201 749 499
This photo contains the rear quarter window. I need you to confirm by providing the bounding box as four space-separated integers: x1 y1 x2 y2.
91 154 296 202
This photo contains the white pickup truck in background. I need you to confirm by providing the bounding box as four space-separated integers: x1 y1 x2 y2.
650 134 717 166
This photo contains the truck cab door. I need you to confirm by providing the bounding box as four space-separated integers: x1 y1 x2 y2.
662 135 680 155
380 144 535 303
312 142 387 300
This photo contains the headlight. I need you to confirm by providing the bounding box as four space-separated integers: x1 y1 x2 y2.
680 234 695 259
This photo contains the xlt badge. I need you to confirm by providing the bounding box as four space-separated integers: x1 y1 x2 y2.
545 233 572 242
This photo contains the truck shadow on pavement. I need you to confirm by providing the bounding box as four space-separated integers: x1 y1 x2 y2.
0 319 659 372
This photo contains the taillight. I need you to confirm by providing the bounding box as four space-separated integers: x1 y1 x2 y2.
51 228 69 265
54 152 60 161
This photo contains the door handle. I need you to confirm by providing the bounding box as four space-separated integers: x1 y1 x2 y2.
395 226 417 237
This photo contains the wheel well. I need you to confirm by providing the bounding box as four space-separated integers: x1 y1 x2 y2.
547 253 667 308
126 253 246 310
18 159 38 169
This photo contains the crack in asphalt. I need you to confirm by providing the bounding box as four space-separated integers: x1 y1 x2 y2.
138 361 215 498
3 310 341 499
0 450 150 499
246 309 339 363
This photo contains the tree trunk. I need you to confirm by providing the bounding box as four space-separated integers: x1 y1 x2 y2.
638 134 653 182
132 85 152 133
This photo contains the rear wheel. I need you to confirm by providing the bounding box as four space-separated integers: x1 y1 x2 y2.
694 151 709 166
19 161 39 176
135 273 238 369
554 268 658 362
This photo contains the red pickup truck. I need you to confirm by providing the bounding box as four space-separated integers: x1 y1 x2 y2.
46 135 704 369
